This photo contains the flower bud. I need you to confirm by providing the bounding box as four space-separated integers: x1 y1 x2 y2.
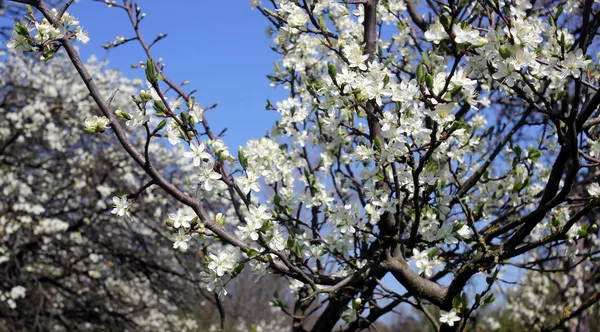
215 213 225 227
498 45 511 59
115 109 131 120
139 91 153 101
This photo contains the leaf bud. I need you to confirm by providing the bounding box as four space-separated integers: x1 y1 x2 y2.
145 58 157 83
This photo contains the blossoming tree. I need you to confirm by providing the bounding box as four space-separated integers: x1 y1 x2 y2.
5 0 600 330
0 50 295 330
0 11 291 330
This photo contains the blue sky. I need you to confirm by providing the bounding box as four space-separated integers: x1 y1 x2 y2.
70 1 285 149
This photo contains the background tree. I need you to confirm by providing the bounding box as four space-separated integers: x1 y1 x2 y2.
4 0 600 331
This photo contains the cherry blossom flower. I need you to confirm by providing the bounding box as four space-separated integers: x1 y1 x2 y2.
440 308 461 326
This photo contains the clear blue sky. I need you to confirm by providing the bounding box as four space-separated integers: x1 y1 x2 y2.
70 1 285 149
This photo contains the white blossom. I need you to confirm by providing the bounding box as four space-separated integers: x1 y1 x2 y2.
440 308 461 326
172 228 191 251
111 196 131 217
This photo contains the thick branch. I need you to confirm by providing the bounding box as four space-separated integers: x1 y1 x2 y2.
406 0 427 31
383 252 447 306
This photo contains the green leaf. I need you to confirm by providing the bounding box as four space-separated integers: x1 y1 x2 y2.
261 221 274 232
246 248 259 257
555 5 563 17
231 263 245 277
428 247 440 258
238 146 248 170
425 160 439 173
273 194 282 207
397 21 405 31
286 238 296 249
579 223 589 237
450 85 462 97
513 145 522 157
475 203 484 217
483 293 495 305
328 63 337 79
452 294 462 309
425 73 434 90
373 136 382 152
416 64 425 84
180 112 190 126
266 99 275 110
486 269 500 285
440 15 451 29
153 100 166 113
512 156 519 169
15 22 29 36
513 180 524 192
551 216 560 227
294 243 303 258
555 90 568 100
528 149 542 161
318 15 327 30
177 126 188 142
155 119 167 132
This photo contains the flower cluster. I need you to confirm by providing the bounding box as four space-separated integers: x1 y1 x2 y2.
0 286 26 310
410 248 444 277
200 247 243 298
7 9 88 60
